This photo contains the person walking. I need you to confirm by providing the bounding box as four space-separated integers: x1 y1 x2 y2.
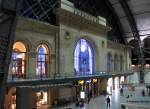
120 88 124 96
106 96 110 108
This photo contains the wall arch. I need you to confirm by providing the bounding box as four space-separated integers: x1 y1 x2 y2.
73 36 99 71
14 38 32 52
33 40 52 55
10 41 28 78
114 54 118 72
74 38 95 75
107 52 113 73
34 42 50 77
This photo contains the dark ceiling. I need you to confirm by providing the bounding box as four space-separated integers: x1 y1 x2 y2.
68 0 150 64
20 0 150 64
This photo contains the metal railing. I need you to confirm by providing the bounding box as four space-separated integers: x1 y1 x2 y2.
7 71 112 82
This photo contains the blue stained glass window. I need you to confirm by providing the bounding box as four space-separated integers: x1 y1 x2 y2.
38 47 46 62
74 39 94 75
37 45 48 76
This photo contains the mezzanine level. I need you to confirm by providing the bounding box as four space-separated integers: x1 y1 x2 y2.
6 71 133 87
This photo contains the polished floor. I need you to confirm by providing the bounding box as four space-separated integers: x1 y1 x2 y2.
55 86 150 109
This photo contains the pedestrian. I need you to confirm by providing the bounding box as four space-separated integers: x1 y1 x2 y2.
87 93 90 103
120 88 124 96
142 89 145 96
75 97 79 107
106 96 110 108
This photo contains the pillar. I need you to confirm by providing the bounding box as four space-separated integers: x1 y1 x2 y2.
119 77 121 88
124 76 128 87
28 52 36 78
112 77 115 90
16 87 36 109
99 78 107 94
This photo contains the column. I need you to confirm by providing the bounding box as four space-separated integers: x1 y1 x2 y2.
119 77 121 88
124 76 128 87
16 87 36 109
28 52 36 78
112 77 115 90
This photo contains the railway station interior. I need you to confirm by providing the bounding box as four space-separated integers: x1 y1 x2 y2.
0 0 150 109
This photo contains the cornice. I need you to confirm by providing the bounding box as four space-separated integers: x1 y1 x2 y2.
16 17 59 35
55 8 111 35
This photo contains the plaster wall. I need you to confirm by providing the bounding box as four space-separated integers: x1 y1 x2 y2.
13 17 57 77
107 42 132 73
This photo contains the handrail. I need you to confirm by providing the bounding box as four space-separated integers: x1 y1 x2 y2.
7 71 112 82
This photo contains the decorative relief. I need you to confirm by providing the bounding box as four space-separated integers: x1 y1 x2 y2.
64 31 71 40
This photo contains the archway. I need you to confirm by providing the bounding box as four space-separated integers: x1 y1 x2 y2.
107 78 113 93
114 54 118 72
36 44 49 77
10 41 27 78
4 87 16 109
74 38 95 75
115 77 119 89
107 53 113 73
120 55 123 72
120 76 125 88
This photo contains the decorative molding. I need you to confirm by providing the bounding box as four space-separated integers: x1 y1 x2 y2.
64 31 71 40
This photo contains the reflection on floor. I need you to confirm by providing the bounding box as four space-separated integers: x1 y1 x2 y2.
56 86 150 109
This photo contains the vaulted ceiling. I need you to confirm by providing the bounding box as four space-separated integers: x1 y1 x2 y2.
19 0 150 64
68 0 150 64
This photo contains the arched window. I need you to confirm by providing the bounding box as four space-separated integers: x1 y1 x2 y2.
36 44 49 77
107 53 112 73
74 39 94 75
120 55 123 72
11 42 27 78
114 54 118 72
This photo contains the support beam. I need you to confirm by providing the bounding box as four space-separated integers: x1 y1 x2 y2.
104 0 127 44
119 0 145 83
0 0 22 108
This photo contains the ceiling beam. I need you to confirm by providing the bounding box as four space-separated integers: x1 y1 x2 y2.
119 0 145 83
119 0 140 41
104 0 127 44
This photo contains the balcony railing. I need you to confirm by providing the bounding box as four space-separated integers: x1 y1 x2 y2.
7 71 112 82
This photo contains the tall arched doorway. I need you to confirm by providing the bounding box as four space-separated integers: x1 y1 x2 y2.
11 41 27 78
74 38 95 75
107 53 113 73
36 44 49 77
114 54 118 72
107 78 113 94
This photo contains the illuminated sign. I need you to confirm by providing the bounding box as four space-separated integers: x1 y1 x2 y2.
78 80 84 85
93 79 97 83
80 91 85 99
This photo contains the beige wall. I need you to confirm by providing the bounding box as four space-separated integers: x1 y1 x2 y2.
14 17 58 77
107 41 132 74
12 17 131 76
59 24 107 73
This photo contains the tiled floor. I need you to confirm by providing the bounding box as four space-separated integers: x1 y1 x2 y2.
56 86 150 109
